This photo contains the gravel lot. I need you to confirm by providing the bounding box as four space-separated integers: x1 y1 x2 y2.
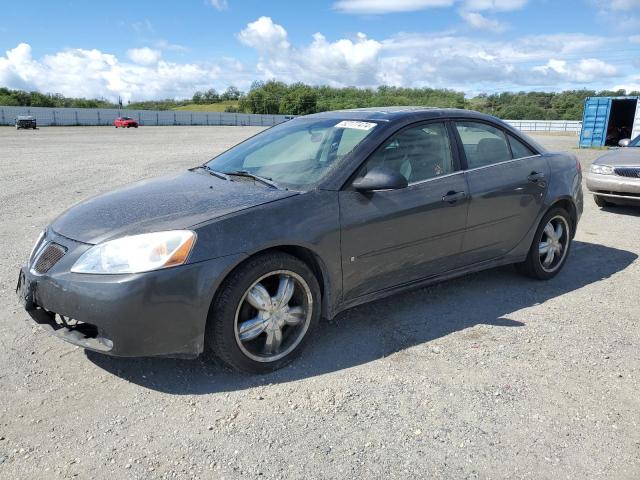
1 126 639 479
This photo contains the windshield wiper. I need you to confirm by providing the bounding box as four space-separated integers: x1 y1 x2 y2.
196 165 231 181
224 170 282 190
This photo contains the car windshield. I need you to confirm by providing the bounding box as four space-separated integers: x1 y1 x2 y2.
630 135 640 147
204 118 378 189
122 117 132 120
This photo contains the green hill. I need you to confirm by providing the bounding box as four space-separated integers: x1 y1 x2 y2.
172 101 238 112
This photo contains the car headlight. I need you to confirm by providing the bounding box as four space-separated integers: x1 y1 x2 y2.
71 230 196 274
590 164 614 175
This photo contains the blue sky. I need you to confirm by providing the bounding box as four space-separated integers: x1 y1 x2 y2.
1 0 639 101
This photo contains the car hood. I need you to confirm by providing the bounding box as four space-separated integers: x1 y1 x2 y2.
594 148 640 166
51 171 298 244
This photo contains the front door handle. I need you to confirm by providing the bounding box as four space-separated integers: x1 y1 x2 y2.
527 171 545 182
442 190 467 204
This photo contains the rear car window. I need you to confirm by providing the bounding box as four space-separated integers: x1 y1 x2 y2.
455 122 511 169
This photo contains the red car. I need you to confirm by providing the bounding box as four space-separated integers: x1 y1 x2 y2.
114 116 138 128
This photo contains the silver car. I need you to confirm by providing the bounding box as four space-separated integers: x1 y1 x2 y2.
587 134 640 207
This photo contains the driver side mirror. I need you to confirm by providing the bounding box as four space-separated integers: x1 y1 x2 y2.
352 167 408 192
619 138 631 148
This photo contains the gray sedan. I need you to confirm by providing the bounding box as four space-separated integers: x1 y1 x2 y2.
587 134 640 207
17 107 583 373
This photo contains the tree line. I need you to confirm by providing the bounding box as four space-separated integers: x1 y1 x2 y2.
2 83 639 120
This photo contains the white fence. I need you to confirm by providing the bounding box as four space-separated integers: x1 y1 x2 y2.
0 106 291 127
505 120 582 133
0 105 582 132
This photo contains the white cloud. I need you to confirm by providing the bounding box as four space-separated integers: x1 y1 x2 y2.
607 0 640 9
532 58 618 83
462 0 528 11
460 11 507 32
613 76 640 93
237 16 290 52
333 0 527 13
127 47 161 66
333 0 453 14
0 19 634 102
630 35 640 43
236 19 625 92
208 0 229 11
592 0 640 31
153 39 189 53
131 19 154 33
0 43 226 102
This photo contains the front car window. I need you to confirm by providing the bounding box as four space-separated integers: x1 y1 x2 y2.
357 122 455 184
205 118 378 189
456 121 512 168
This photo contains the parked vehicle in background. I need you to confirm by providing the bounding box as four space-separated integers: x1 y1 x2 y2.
114 116 138 128
15 115 36 129
17 107 583 373
587 134 640 207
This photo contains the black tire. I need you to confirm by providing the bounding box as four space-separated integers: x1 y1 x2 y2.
516 207 572 280
594 195 611 208
205 252 321 373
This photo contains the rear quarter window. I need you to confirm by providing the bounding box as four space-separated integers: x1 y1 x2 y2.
508 134 536 159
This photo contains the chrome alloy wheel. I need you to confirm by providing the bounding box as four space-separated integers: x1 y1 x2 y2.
538 215 570 273
234 270 313 363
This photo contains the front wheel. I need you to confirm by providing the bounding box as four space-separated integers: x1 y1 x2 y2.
205 252 321 373
516 207 572 280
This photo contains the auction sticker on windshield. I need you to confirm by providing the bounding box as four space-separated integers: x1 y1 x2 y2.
334 121 377 130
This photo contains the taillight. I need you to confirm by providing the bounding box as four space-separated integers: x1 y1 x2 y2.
575 156 581 174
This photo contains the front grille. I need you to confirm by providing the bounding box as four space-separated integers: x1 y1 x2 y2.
33 243 67 274
614 167 640 178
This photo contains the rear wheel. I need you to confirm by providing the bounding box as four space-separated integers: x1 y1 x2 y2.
205 252 320 373
516 207 572 280
594 195 612 208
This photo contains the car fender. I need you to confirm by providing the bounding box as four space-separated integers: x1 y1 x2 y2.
191 190 343 318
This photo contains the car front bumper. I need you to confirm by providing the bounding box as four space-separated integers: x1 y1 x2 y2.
17 230 243 358
585 172 640 200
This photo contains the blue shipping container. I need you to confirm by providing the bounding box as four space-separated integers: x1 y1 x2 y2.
579 96 640 148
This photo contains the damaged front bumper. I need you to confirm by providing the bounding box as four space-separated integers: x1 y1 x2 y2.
16 230 243 358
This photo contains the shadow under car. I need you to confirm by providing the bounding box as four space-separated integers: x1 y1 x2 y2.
86 240 637 393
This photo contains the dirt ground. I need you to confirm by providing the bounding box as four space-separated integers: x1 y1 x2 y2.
1 127 638 479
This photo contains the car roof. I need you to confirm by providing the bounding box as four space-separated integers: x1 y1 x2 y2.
303 107 495 123
301 106 547 154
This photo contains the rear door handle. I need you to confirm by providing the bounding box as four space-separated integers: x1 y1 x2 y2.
442 191 467 204
527 171 545 182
